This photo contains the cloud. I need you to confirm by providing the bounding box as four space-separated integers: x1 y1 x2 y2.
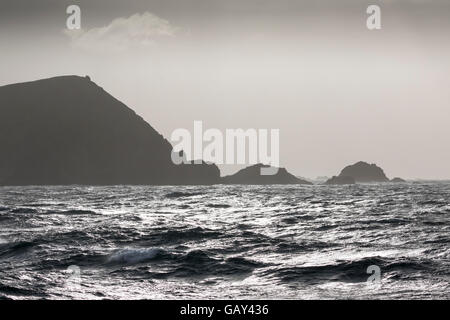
65 12 177 52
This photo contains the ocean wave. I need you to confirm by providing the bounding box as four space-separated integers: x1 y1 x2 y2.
176 249 216 264
49 230 96 243
419 200 448 207
0 241 37 258
275 240 338 253
206 204 231 208
106 248 166 265
10 208 38 214
225 257 266 269
23 203 56 207
0 284 35 296
43 209 98 215
268 256 434 284
105 248 266 280
165 191 205 198
164 251 264 278
136 227 224 246
376 218 412 225
314 224 338 231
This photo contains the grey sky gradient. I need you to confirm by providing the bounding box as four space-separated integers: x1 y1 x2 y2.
1 0 449 179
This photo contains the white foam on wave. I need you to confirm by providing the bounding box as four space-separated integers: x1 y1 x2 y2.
107 248 164 264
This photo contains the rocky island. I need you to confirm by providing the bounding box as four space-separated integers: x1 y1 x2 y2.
339 161 389 183
221 164 312 185
326 161 404 184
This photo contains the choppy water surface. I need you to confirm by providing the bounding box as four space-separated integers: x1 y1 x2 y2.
0 183 449 299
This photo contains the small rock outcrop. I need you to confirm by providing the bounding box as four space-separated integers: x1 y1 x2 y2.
391 177 406 183
338 161 389 183
221 164 312 185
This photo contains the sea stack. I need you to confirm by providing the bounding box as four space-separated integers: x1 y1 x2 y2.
337 161 389 183
221 164 312 185
325 161 398 184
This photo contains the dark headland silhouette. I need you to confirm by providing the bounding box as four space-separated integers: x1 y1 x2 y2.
0 76 220 185
326 161 405 184
0 76 306 186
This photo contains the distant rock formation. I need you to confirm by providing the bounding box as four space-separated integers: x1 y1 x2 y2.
221 164 312 185
391 177 406 183
0 76 220 185
325 176 355 185
338 161 389 183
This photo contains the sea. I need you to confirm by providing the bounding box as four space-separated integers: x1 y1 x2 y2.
0 183 449 299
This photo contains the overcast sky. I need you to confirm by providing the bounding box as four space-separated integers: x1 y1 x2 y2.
1 0 449 179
